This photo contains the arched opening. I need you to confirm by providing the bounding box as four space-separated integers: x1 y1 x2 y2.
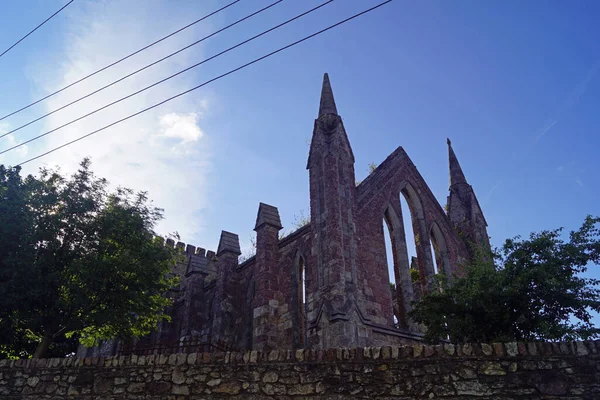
399 183 437 285
429 222 450 280
382 205 414 330
430 241 439 275
399 192 418 268
382 216 399 328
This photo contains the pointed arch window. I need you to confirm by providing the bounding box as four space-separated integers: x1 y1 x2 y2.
382 204 417 330
399 183 427 282
429 222 450 280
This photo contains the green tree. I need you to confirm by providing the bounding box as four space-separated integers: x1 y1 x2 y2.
0 159 179 358
410 216 600 344
0 164 37 358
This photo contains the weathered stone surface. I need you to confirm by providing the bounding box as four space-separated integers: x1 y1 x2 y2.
172 368 185 385
26 376 39 387
213 380 241 394
2 340 599 399
127 382 145 393
505 342 518 356
262 371 278 383
206 378 221 387
480 361 506 376
481 343 493 355
147 381 171 395
172 384 189 395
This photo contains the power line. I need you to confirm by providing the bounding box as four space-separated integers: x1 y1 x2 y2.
0 0 284 140
15 0 392 167
0 0 241 121
0 0 75 60
0 0 334 151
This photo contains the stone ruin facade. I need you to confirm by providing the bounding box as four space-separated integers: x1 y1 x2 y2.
80 74 490 357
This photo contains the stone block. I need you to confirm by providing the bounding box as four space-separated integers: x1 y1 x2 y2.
505 342 518 357
492 342 504 357
481 343 493 356
413 345 424 357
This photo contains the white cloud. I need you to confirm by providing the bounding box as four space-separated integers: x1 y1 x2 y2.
0 124 29 162
158 112 204 143
21 0 217 241
5 135 29 157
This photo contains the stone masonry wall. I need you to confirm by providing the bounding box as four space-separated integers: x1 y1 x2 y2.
2 341 599 399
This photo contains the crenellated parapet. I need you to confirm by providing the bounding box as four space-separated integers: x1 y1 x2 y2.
159 238 218 279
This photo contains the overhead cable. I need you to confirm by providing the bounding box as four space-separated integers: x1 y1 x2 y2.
0 0 333 151
15 0 392 166
0 0 283 140
0 0 75 60
0 0 242 121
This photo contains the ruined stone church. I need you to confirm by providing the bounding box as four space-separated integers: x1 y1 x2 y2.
81 74 490 357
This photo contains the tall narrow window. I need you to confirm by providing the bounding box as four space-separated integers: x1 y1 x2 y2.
430 223 450 280
400 183 433 297
383 218 395 286
383 217 400 328
430 241 439 275
400 192 418 266
298 257 306 346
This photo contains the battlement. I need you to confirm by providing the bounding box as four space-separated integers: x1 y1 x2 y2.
160 237 214 258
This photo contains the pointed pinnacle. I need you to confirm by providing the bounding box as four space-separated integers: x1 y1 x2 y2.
448 138 468 187
217 230 241 256
254 202 283 231
318 73 338 117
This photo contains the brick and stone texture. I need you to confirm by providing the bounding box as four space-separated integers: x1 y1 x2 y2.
5 341 600 399
79 73 492 356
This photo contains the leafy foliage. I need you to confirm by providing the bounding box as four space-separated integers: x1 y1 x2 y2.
0 159 179 358
410 216 600 344
292 210 310 229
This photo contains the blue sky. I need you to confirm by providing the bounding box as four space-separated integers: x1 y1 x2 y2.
1 0 599 322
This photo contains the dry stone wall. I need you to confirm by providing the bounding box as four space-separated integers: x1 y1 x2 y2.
1 341 599 399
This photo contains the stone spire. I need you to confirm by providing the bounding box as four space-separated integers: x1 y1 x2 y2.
446 139 490 254
307 73 362 348
447 138 468 187
307 73 354 169
318 73 338 117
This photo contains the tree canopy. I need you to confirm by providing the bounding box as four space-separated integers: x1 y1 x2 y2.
0 159 179 358
410 216 600 344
